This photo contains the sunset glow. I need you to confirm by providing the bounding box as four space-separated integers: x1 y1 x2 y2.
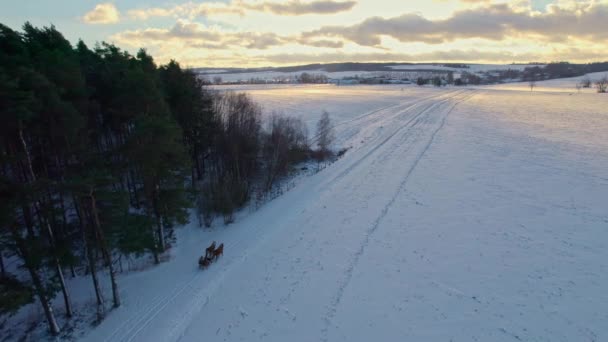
3 0 607 67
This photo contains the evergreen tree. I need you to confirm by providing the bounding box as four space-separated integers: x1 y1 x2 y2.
0 22 308 335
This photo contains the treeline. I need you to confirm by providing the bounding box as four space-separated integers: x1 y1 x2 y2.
413 62 608 87
523 62 608 80
0 23 330 335
459 62 608 85
298 72 328 84
208 72 329 85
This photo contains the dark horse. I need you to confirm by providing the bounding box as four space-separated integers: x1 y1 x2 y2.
205 241 216 259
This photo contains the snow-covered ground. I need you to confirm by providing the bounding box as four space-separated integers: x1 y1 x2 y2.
71 78 608 342
485 71 608 93
211 84 441 136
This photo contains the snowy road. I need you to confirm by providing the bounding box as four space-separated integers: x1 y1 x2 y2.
83 86 608 342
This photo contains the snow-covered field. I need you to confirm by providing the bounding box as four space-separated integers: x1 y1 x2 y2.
76 80 608 341
211 84 440 136
21 77 605 341
486 71 608 93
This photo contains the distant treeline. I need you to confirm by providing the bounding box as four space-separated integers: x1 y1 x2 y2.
454 62 607 86
0 22 329 335
203 62 608 87
202 62 418 75
441 62 608 86
522 62 608 80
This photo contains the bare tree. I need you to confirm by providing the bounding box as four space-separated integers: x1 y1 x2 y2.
595 75 608 93
316 111 335 158
529 80 536 92
575 82 582 93
213 76 223 85
581 76 592 88
211 92 262 222
262 114 309 191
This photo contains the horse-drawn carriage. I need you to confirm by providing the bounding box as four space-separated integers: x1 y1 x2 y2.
199 241 224 269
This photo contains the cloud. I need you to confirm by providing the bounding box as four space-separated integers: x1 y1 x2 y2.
154 45 608 67
303 2 608 46
297 38 344 48
242 0 357 15
127 0 356 20
112 20 293 50
128 2 244 21
256 47 608 65
83 3 120 24
107 0 608 67
112 20 353 52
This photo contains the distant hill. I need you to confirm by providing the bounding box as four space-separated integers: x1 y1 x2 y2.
192 62 509 75
193 61 608 86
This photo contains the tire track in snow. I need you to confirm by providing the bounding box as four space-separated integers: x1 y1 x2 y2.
320 91 475 341
118 214 297 342
94 90 471 342
263 96 456 326
319 90 466 192
162 92 470 342
102 203 299 342
309 90 461 145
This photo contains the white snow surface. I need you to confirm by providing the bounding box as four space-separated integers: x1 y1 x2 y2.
484 71 608 93
75 83 608 342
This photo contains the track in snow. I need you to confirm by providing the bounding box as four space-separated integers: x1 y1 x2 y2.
320 91 474 341
84 89 474 342
173 90 475 342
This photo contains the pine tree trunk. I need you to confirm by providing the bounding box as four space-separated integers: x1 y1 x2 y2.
21 203 36 237
90 192 121 308
157 215 165 252
191 166 197 190
86 236 104 308
153 183 165 252
76 197 104 308
152 248 160 264
152 194 160 264
54 252 72 317
19 126 73 317
10 225 60 335
35 201 74 317
0 250 6 278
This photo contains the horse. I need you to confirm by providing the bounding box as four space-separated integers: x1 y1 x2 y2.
213 243 224 260
205 241 216 259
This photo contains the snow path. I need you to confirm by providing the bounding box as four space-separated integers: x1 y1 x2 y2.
82 87 608 342
82 89 469 342
319 92 472 342
172 90 474 342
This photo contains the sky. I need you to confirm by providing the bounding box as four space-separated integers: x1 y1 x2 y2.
0 0 606 67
